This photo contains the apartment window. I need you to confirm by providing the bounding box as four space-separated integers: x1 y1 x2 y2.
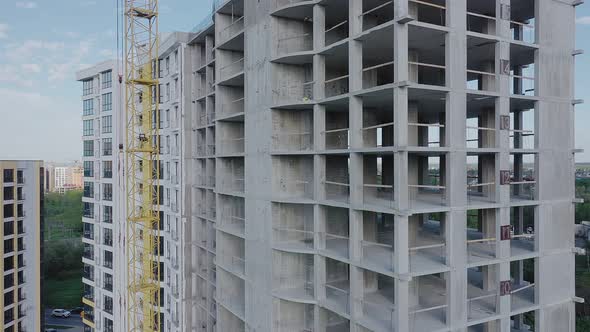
103 161 112 178
4 239 13 254
174 50 178 70
104 318 114 332
103 183 112 201
17 238 23 251
3 257 13 271
165 56 170 75
83 79 93 96
17 254 23 268
83 202 94 218
102 115 112 133
4 221 14 236
158 59 164 78
83 182 94 198
3 169 14 183
104 250 113 269
3 187 13 201
83 99 94 116
158 84 163 104
3 204 13 219
103 206 113 223
101 70 112 89
4 274 13 288
166 83 170 101
83 140 94 157
104 295 113 314
174 78 178 99
4 307 13 324
104 273 113 291
84 161 94 177
103 138 112 156
83 119 94 136
104 228 113 246
102 92 112 112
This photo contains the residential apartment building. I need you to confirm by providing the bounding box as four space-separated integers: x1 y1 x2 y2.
81 0 583 331
76 60 123 332
53 164 84 193
0 160 44 332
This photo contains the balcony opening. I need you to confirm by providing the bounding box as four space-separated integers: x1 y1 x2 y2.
325 0 349 46
510 44 536 96
409 213 447 274
272 155 314 201
467 264 499 321
320 206 350 261
219 232 245 277
510 99 536 150
272 63 314 105
363 155 395 209
510 206 536 257
408 154 447 210
466 94 497 149
219 157 244 195
361 0 395 32
466 0 497 35
272 0 314 13
511 258 537 312
273 203 314 251
217 85 244 119
206 96 216 125
217 3 245 49
217 122 245 156
218 305 245 331
271 108 313 152
219 194 245 237
409 0 446 26
468 320 501 332
511 309 536 332
466 209 497 264
409 25 446 86
359 270 395 331
361 26 394 89
467 154 497 205
324 156 350 204
467 36 497 91
321 307 350 332
324 103 350 150
274 14 314 59
510 0 536 44
361 92 394 148
509 153 536 202
218 49 245 85
273 299 314 332
362 212 395 273
218 268 245 319
272 251 314 301
325 44 350 98
409 273 448 331
408 88 446 148
324 258 350 315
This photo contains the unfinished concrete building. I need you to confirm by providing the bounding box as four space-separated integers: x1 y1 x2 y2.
80 0 582 331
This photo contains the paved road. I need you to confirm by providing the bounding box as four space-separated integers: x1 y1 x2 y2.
44 309 83 331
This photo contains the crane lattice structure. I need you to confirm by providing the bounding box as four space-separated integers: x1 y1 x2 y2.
124 1 161 331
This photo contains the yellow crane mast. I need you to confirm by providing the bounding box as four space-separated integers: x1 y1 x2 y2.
124 1 161 331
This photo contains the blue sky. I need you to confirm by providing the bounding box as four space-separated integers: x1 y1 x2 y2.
0 1 588 162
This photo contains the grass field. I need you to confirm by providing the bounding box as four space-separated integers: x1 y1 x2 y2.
43 273 83 309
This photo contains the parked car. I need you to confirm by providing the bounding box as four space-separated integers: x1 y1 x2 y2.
69 307 83 314
51 309 71 318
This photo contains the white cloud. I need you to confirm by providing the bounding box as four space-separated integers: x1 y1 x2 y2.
0 24 8 39
15 1 37 9
576 16 590 25
0 65 34 87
